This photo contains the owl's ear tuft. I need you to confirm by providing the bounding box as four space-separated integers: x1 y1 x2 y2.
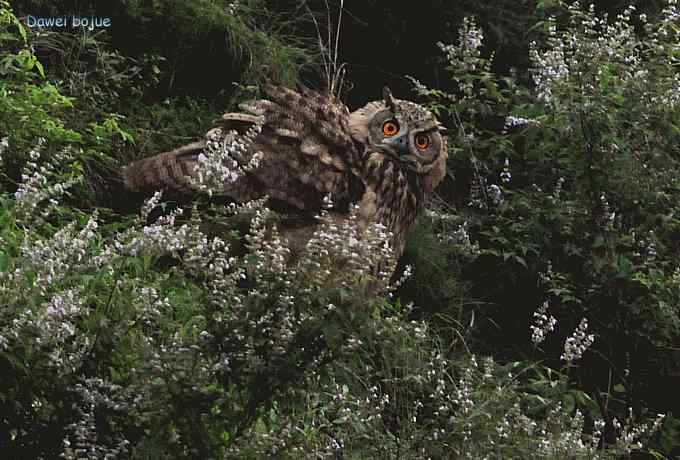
436 124 451 135
383 86 397 111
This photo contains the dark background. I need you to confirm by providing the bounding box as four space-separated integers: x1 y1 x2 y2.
13 0 665 106
8 1 679 454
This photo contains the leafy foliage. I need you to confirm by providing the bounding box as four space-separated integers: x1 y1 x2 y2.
1 0 679 458
410 1 680 455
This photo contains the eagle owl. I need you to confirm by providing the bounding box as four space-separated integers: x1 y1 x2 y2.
122 84 448 256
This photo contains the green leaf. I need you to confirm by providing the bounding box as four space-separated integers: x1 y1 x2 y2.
592 235 606 249
562 394 575 413
612 383 626 393
34 60 44 78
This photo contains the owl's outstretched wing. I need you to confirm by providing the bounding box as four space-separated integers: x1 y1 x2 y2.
122 84 365 213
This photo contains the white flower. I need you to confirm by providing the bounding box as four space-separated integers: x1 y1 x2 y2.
190 120 264 196
561 318 595 363
530 300 558 345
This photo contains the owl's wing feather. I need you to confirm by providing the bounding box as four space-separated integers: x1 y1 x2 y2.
122 141 204 194
246 84 364 211
122 84 364 213
243 84 361 167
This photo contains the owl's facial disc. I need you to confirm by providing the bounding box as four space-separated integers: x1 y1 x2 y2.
370 112 408 157
378 128 410 158
362 101 443 173
375 118 438 166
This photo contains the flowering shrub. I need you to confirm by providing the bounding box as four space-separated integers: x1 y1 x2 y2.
0 140 665 457
191 123 264 197
0 79 667 460
410 0 680 454
1 1 677 457
0 138 396 456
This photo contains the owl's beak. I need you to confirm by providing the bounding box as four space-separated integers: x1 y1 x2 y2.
379 133 410 158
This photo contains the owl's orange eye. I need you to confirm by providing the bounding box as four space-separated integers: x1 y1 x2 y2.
382 120 399 137
415 134 431 150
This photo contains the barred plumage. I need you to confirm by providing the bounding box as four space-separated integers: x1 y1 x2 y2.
121 84 448 256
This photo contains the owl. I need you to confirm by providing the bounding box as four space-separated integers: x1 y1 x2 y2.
121 83 448 256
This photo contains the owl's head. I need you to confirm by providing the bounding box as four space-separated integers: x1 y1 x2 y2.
348 87 448 193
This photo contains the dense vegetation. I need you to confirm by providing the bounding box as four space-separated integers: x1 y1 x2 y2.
1 0 680 458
